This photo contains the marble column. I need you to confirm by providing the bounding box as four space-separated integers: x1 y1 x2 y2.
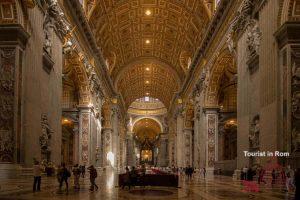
95 121 102 167
183 128 193 167
158 134 169 167
275 22 300 166
168 135 175 167
73 123 80 165
102 127 113 167
126 132 135 167
0 24 29 178
78 107 92 165
204 108 219 177
175 107 185 168
111 105 119 169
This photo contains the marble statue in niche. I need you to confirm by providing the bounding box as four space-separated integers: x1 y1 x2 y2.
43 1 56 55
246 20 262 58
226 0 255 55
39 114 53 161
43 0 71 55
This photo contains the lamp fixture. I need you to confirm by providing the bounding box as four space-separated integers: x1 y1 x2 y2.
145 10 152 16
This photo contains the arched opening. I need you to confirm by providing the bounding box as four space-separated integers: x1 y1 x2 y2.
205 48 237 175
132 118 161 166
61 117 77 166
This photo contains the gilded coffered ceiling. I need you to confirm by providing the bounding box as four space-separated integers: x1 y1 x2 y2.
88 0 210 107
133 118 161 143
116 60 180 108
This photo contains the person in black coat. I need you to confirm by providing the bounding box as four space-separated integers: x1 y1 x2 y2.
295 168 300 200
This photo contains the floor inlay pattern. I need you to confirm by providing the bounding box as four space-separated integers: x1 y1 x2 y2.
129 189 174 196
0 170 296 200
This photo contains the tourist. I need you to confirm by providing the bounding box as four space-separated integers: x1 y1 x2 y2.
88 165 98 191
122 166 131 190
281 167 286 183
247 167 255 181
72 164 80 190
81 165 86 178
295 168 300 200
58 163 71 194
271 169 276 185
258 168 266 184
33 160 42 192
285 165 295 192
243 166 248 180
240 168 244 180
130 166 138 186
141 164 146 176
203 167 206 179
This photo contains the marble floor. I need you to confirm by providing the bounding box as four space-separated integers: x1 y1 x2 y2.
0 170 296 200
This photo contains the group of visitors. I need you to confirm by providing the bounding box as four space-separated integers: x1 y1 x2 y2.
32 160 98 194
185 165 195 181
240 166 256 181
122 166 136 190
240 165 300 199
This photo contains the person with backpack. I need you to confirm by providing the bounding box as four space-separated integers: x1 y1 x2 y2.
88 165 98 191
58 163 71 194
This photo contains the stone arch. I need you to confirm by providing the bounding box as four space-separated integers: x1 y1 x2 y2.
205 48 236 107
278 0 300 26
131 116 163 133
64 53 91 106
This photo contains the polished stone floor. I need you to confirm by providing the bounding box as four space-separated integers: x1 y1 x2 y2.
0 169 296 200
